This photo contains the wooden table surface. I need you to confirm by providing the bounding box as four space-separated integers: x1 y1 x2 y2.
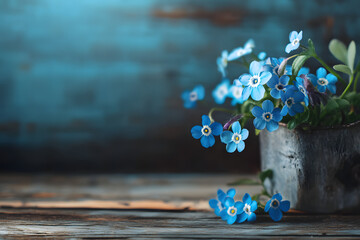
0 174 359 239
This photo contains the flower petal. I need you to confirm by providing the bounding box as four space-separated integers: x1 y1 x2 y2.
280 200 290 212
220 131 233 144
227 188 236 198
236 212 248 223
249 61 262 75
316 67 327 79
251 85 265 101
242 193 252 204
292 103 304 114
230 122 240 134
251 106 264 118
326 73 337 83
272 108 283 122
227 215 237 225
262 100 274 112
266 120 279 132
280 75 290 85
210 122 223 136
239 74 252 86
260 71 272 85
226 142 237 153
193 85 205 100
269 207 283 222
237 141 245 152
273 193 283 201
241 86 251 101
224 197 235 208
248 212 256 222
270 89 281 99
264 200 271 212
200 135 215 148
289 31 298 42
285 43 293 53
267 76 279 88
209 199 218 209
240 129 249 140
220 209 228 220
254 117 266 130
235 201 245 212
298 30 303 40
280 106 288 116
191 125 202 139
202 115 211 126
250 200 258 212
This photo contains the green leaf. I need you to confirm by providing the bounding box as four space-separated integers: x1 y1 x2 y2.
307 38 316 55
335 98 351 112
255 129 261 136
347 41 356 71
292 55 310 77
334 64 352 75
355 61 360 73
329 39 348 64
287 110 309 130
259 169 273 184
227 178 260 186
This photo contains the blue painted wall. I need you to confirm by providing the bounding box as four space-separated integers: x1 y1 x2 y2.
0 0 359 172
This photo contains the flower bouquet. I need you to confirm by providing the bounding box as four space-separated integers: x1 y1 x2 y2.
182 31 360 216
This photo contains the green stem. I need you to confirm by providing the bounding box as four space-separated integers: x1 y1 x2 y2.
340 74 354 98
286 54 300 61
313 55 346 86
353 72 360 92
208 108 236 122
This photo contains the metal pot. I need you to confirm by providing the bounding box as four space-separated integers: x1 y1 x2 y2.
260 122 360 213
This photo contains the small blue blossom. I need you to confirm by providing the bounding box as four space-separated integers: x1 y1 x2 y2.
280 87 305 116
181 85 205 109
229 79 244 105
212 79 230 104
191 115 223 148
267 75 289 99
287 66 310 76
235 193 257 223
220 121 249 153
294 76 309 106
285 30 303 53
258 52 267 61
220 197 245 225
217 50 228 77
209 188 236 217
251 100 283 132
265 193 290 222
310 67 337 94
239 61 272 101
227 39 255 61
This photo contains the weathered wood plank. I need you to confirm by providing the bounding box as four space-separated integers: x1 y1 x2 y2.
0 209 359 239
0 174 261 211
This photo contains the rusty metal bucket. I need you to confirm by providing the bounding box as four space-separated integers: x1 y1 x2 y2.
260 122 360 213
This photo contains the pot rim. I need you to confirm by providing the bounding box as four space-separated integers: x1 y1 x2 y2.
278 120 360 131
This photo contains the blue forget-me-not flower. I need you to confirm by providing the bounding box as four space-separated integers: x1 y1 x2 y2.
191 115 222 148
285 30 303 53
265 193 290 222
239 61 272 101
220 197 245 225
309 67 337 94
209 188 236 217
251 100 283 132
212 79 230 104
280 86 305 116
220 121 249 153
267 75 289 99
235 193 258 223
181 85 205 109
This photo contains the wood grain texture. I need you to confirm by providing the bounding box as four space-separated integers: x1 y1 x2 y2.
0 174 359 238
0 209 360 239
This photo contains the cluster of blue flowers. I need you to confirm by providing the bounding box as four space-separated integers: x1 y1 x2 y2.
183 30 338 152
209 189 290 224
